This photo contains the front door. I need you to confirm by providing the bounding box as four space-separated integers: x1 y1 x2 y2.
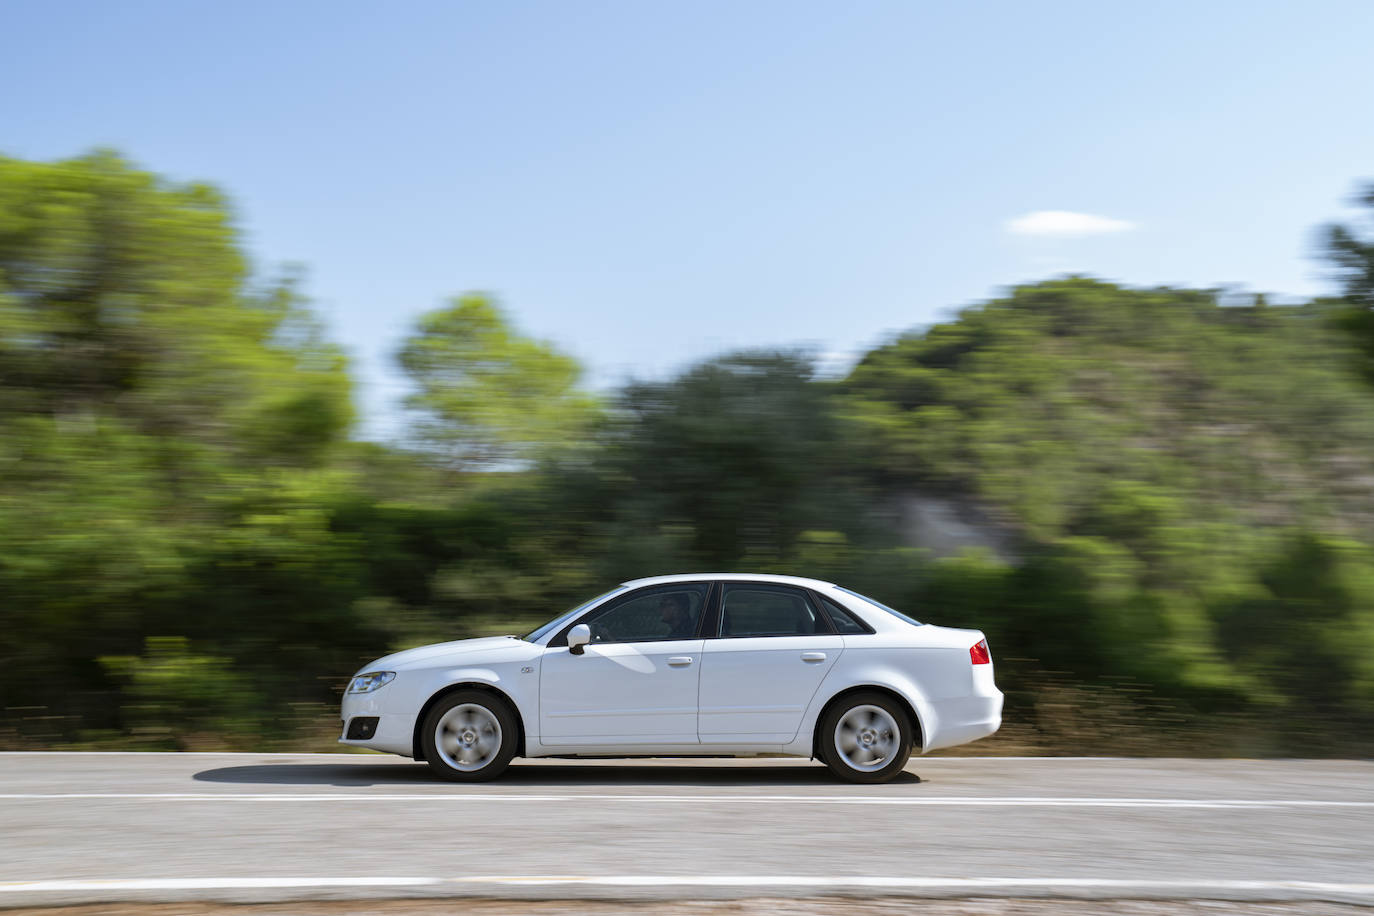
538 583 711 746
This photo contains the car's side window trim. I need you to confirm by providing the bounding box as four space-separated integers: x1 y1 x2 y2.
714 582 837 639
810 589 877 635
548 581 715 648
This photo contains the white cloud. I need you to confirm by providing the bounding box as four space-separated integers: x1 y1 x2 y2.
1005 210 1135 238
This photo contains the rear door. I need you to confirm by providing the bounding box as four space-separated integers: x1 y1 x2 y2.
697 582 842 744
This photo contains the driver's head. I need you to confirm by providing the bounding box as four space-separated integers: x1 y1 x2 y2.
658 593 691 627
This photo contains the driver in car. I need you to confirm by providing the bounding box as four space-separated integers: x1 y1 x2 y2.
658 593 695 638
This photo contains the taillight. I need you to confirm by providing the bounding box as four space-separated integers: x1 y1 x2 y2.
970 638 991 665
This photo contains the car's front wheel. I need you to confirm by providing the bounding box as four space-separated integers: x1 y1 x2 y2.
421 689 518 782
819 692 913 784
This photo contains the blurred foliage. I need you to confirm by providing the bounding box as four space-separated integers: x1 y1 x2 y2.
98 637 262 749
1322 182 1374 384
0 151 378 746
839 276 1374 748
2 152 1373 755
397 293 599 470
541 351 874 572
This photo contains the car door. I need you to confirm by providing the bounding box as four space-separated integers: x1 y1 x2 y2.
538 582 712 746
698 582 843 744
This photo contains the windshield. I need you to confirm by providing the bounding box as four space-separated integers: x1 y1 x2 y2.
521 586 627 642
833 586 922 627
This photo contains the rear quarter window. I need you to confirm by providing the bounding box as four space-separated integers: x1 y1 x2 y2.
832 586 922 627
816 594 874 635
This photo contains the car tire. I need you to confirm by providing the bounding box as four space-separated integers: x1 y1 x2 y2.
421 689 519 782
819 691 913 784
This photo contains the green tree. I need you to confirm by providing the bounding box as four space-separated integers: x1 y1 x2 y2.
0 150 353 458
550 350 870 573
397 294 598 470
1321 182 1374 383
0 150 362 744
843 277 1374 542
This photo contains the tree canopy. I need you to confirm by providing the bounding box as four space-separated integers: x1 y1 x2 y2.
0 151 369 748
397 293 598 470
1322 183 1374 383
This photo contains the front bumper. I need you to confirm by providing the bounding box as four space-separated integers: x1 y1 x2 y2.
340 689 418 757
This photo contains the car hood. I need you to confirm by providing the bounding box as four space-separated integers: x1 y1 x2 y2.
359 636 524 673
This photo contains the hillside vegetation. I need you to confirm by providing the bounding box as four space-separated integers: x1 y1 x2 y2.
843 281 1374 751
2 152 1372 754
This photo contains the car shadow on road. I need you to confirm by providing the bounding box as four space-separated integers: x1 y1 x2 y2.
192 761 920 787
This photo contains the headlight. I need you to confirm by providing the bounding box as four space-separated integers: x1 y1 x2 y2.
347 671 396 694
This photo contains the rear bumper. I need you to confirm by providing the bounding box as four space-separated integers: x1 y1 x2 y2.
924 692 1002 751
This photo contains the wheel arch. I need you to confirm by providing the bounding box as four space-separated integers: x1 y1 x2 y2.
811 684 926 761
412 682 527 762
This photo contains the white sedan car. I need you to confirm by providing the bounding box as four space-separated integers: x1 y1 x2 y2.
340 573 1002 783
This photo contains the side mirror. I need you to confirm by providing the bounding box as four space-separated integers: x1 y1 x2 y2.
568 624 591 655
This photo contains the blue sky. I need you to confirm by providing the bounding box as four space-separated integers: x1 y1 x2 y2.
3 0 1372 437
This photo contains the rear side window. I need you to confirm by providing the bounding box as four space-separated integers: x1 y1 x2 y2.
719 584 834 637
817 595 874 635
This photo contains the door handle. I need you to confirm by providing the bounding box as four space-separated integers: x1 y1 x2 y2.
667 656 694 667
801 652 827 662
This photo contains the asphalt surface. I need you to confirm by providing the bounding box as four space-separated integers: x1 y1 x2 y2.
2 753 1372 908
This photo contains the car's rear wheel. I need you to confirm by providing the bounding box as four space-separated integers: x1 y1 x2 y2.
421 690 518 782
819 692 912 784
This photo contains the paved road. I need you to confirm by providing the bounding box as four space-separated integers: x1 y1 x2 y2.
2 753 1372 908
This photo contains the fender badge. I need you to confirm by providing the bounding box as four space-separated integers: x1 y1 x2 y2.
521 666 534 674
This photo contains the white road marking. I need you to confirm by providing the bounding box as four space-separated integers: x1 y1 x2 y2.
0 877 438 891
0 792 1371 808
2 876 1373 896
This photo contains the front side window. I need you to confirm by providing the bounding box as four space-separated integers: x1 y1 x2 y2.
719 584 833 638
580 584 710 644
523 586 626 642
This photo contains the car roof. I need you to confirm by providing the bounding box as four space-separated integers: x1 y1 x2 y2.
619 572 837 590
